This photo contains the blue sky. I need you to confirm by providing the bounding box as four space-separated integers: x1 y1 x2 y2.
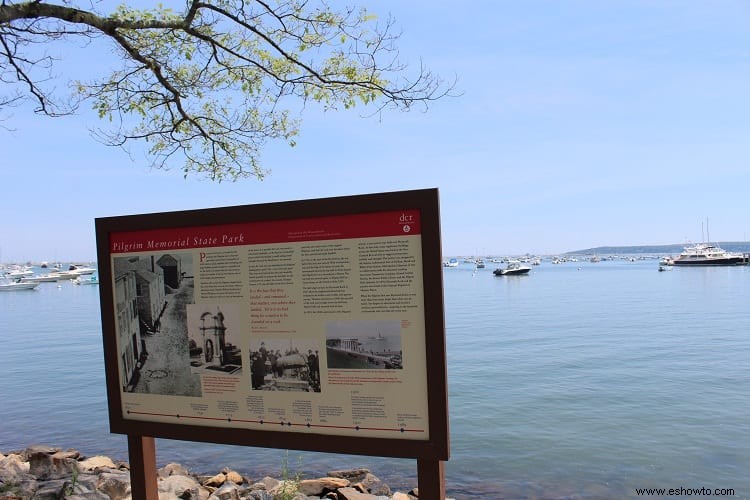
2 1 750 262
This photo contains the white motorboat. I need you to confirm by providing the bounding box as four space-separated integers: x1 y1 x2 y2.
443 258 459 267
72 275 99 285
21 273 65 283
54 270 79 280
67 264 98 275
0 279 39 291
5 267 33 279
494 260 531 276
671 243 745 266
659 256 674 266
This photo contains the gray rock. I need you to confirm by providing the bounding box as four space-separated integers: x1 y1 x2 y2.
71 473 101 492
247 481 268 491
0 453 32 483
96 470 131 499
207 481 241 500
335 486 382 500
66 493 112 500
257 476 279 491
158 473 205 499
0 477 38 499
327 468 371 483
390 493 414 500
245 491 273 500
22 445 61 461
357 473 390 496
32 478 68 499
159 462 192 479
28 450 79 480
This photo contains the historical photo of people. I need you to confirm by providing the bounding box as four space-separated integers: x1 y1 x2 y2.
326 320 403 370
113 252 201 396
247 338 321 392
187 303 242 375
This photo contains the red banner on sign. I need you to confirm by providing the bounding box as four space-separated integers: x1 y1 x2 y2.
110 210 421 253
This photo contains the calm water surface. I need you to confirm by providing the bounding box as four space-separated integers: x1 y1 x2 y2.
1 259 748 498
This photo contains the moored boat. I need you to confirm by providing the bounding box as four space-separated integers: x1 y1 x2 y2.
494 260 531 276
72 275 99 285
21 273 65 283
5 267 33 279
671 243 745 266
0 279 39 291
68 264 97 275
659 256 674 266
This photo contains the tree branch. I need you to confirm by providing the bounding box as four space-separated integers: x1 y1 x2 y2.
1 0 454 181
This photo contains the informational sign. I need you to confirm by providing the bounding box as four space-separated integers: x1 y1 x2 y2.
96 189 448 460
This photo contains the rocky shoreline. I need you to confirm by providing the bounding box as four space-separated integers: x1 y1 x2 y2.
0 445 433 500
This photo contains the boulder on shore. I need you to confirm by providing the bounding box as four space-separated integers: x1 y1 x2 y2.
0 445 431 500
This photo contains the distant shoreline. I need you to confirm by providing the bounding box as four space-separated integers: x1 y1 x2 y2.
566 241 750 256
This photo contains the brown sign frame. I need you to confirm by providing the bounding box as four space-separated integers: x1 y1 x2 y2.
95 188 449 463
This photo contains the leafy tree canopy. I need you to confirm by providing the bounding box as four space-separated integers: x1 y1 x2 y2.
0 1 451 180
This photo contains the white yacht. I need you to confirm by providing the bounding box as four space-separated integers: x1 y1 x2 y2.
671 243 745 266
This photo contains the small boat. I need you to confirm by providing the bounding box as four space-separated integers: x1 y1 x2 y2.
658 265 673 272
494 260 531 276
659 256 674 266
54 270 79 280
68 264 97 275
73 275 99 285
5 267 33 279
443 258 459 268
0 279 39 291
475 259 486 269
21 273 65 283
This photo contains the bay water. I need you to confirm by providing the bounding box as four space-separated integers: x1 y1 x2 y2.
1 258 748 498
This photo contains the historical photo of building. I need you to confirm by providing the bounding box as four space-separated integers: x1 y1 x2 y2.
326 320 403 369
248 338 321 393
113 252 201 396
187 303 242 375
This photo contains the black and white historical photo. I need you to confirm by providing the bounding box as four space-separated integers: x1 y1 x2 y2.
187 303 242 375
326 320 403 369
113 252 201 396
247 338 321 392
